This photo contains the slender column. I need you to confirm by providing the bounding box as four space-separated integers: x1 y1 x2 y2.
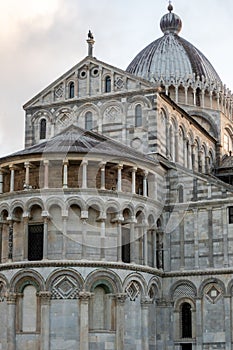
7 293 17 350
24 161 31 188
9 165 15 192
141 298 152 350
196 298 203 350
143 171 148 197
62 212 68 259
223 206 229 267
81 160 88 189
117 164 123 192
225 295 231 350
23 212 29 260
194 209 199 269
131 167 137 194
152 230 157 268
0 223 2 263
117 215 124 262
175 132 179 162
185 87 188 104
7 217 13 261
79 292 92 350
0 169 3 194
193 89 196 105
100 163 106 190
42 211 49 259
130 216 136 263
81 211 88 259
39 291 51 350
43 160 49 189
63 160 69 189
100 214 106 260
115 294 127 350
143 221 148 266
210 90 213 109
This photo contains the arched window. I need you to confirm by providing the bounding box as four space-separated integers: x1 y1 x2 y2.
122 227 130 263
90 284 115 331
28 224 44 261
69 82 75 98
85 111 93 131
105 76 111 93
181 302 192 338
135 104 142 127
40 118 46 140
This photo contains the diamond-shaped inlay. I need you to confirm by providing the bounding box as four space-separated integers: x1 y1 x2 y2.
126 281 140 301
115 77 124 89
52 276 79 300
104 106 121 122
55 85 64 98
205 284 222 304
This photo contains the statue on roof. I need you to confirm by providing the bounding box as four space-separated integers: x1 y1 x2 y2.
88 30 94 40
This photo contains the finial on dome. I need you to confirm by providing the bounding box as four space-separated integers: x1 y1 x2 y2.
168 0 173 13
86 30 95 57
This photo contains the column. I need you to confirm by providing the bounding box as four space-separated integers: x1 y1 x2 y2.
42 211 49 259
7 217 13 261
7 293 17 350
131 167 136 194
81 211 88 259
143 171 148 197
143 222 148 266
225 295 231 350
196 298 203 350
0 169 3 194
185 86 188 104
141 297 152 350
130 216 136 263
223 206 229 267
100 163 106 190
115 294 127 350
9 165 15 192
152 230 157 268
39 291 51 350
117 164 123 192
79 291 92 350
100 214 106 260
23 212 29 260
24 161 30 188
194 209 199 269
63 160 69 189
43 160 49 189
62 212 68 259
82 160 88 189
117 215 124 262
175 132 179 162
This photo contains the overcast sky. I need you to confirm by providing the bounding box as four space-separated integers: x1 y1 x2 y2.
0 0 233 157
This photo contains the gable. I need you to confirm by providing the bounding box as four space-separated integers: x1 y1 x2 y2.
23 57 151 109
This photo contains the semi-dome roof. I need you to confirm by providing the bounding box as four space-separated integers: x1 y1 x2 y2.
126 4 222 85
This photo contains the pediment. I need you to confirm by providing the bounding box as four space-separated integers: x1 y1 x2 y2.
23 56 151 109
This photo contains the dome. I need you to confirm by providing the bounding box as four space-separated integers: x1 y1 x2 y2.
126 5 221 85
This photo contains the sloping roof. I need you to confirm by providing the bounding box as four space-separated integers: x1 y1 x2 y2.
0 125 156 166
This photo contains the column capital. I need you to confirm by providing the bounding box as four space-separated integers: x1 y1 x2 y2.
141 296 153 306
39 291 51 304
117 163 123 170
43 159 50 166
143 170 148 177
78 291 93 303
81 211 88 220
115 293 127 304
81 159 88 166
63 159 69 166
6 292 17 304
130 166 137 173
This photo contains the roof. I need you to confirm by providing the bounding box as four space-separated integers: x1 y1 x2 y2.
0 125 156 166
126 7 221 86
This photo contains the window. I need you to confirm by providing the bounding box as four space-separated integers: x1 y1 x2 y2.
85 111 93 131
28 224 44 261
69 82 75 98
40 119 46 140
105 76 111 93
229 207 233 224
181 303 192 338
135 104 142 127
224 134 230 153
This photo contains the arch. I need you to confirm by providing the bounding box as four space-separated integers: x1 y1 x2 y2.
25 198 44 212
189 110 219 138
85 269 122 294
128 95 152 110
170 280 197 300
10 269 45 293
104 200 120 214
198 277 226 298
46 268 84 291
31 110 53 124
46 197 65 212
86 197 105 212
10 200 24 214
121 202 135 217
66 197 86 212
147 277 162 298
123 273 147 297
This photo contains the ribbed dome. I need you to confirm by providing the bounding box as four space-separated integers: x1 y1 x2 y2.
126 6 221 85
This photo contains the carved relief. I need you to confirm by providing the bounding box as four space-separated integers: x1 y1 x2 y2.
51 276 79 299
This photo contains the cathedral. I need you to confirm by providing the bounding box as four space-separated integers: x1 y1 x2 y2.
1 3 233 350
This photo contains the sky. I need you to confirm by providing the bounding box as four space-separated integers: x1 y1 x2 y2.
0 0 233 157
